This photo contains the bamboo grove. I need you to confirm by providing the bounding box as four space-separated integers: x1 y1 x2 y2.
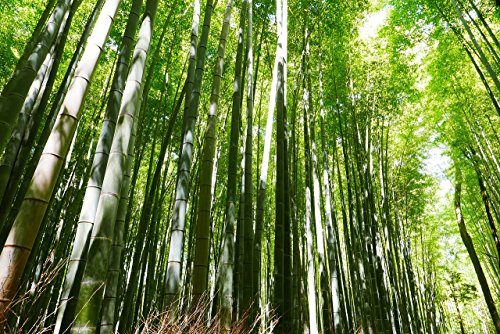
0 0 500 332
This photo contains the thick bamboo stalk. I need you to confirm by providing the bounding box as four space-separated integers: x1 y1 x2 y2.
192 0 233 309
52 0 142 330
164 0 214 307
0 0 122 323
242 0 254 314
218 0 246 327
274 0 288 329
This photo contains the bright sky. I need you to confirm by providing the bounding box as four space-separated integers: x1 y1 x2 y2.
359 6 388 41
358 3 454 207
423 145 453 203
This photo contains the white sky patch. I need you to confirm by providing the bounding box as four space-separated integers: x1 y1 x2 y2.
423 145 453 201
359 6 389 41
404 40 428 66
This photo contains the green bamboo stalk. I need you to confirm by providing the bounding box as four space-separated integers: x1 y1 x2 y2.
217 0 246 327
0 0 122 323
191 0 233 309
164 0 214 307
52 0 142 330
71 0 159 331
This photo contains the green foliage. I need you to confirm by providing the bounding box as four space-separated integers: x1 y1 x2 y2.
1 0 500 332
0 0 47 88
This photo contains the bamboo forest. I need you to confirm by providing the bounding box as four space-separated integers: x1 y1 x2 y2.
3 0 500 332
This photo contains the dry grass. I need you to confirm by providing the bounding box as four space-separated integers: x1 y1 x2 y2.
3 264 277 333
2 258 67 334
140 297 277 334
